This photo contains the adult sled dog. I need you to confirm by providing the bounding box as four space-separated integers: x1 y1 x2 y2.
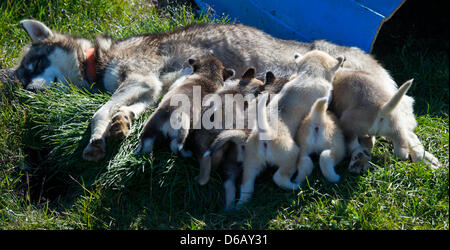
16 19 395 164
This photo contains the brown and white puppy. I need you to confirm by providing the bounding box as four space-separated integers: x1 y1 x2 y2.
295 97 346 184
237 50 345 206
331 69 442 173
135 57 234 156
194 70 287 209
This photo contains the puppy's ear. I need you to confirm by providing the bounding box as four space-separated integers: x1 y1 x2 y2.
188 58 200 72
265 71 276 84
336 56 346 66
330 56 346 75
188 57 197 65
20 19 53 42
294 53 303 64
242 67 256 80
223 68 235 81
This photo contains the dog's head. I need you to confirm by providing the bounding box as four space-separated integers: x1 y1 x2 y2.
368 79 414 137
16 20 93 91
188 57 235 84
264 71 289 93
236 67 266 94
293 50 345 82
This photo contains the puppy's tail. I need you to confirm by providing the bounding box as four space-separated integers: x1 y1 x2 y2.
380 79 413 115
309 97 329 124
198 129 247 186
257 92 273 141
203 129 247 162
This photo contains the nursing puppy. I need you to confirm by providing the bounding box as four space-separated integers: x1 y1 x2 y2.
135 57 234 155
186 68 265 186
331 69 442 173
196 71 287 209
295 97 346 184
237 50 345 206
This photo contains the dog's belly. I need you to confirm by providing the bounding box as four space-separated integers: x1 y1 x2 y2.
157 24 311 79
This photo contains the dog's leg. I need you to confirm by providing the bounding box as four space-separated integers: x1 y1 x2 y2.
223 178 237 211
135 114 164 155
359 135 376 153
109 101 148 139
319 149 341 183
339 110 372 174
407 131 442 168
392 129 410 161
223 165 240 211
347 135 371 174
172 113 190 154
237 157 263 206
295 153 315 185
83 73 162 161
272 145 300 190
196 155 212 185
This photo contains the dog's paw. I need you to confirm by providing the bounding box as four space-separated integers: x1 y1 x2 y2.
194 175 210 186
348 151 370 175
109 109 133 139
82 138 106 162
424 151 442 169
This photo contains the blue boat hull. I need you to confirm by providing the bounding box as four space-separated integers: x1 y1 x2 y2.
194 0 406 52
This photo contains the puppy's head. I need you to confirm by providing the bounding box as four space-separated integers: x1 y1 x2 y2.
264 71 289 92
16 19 93 91
238 67 265 88
188 57 235 83
294 50 345 81
368 79 413 136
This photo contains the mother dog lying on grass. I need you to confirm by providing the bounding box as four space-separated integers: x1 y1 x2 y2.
14 19 437 175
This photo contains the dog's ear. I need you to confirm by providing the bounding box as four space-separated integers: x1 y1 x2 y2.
223 68 235 81
242 67 256 80
294 53 303 64
380 78 413 115
188 58 200 72
188 58 196 66
20 19 53 42
331 56 346 74
265 71 276 84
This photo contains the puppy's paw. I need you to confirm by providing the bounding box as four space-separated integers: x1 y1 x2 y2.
424 151 442 169
324 174 340 183
194 175 210 186
109 109 133 139
82 138 106 162
348 151 370 175
135 137 155 155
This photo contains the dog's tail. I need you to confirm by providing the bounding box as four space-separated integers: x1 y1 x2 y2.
257 92 273 141
380 79 413 115
203 129 247 162
197 129 247 186
308 97 329 124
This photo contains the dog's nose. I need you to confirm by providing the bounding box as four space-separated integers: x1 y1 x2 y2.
26 84 38 92
26 78 48 92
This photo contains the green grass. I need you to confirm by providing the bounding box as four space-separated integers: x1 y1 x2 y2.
0 0 448 230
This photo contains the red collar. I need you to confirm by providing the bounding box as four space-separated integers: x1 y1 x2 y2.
84 48 96 80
